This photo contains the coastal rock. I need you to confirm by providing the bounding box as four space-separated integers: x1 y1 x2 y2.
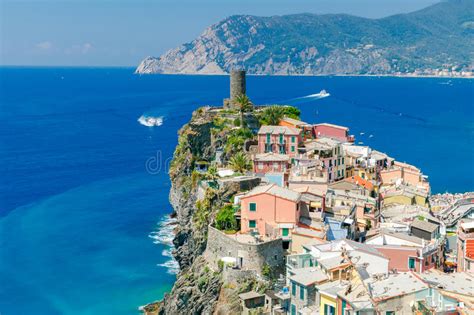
136 0 474 76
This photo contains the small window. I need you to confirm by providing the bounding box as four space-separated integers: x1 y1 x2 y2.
409 257 416 269
291 146 295 152
291 282 296 296
282 228 289 236
291 136 296 143
299 285 304 300
338 158 340 166
266 133 271 143
342 157 345 164
249 203 256 211
249 220 256 228
279 134 284 143
291 304 296 315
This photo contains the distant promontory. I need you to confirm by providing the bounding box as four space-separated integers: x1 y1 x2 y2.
136 0 474 77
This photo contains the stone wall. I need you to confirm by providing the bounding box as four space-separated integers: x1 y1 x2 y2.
204 226 284 273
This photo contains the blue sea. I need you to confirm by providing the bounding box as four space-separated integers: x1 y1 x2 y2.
0 68 473 314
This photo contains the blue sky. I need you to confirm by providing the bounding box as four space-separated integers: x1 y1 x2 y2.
0 0 438 67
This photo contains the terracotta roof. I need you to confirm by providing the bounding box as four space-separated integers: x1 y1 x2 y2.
280 117 310 127
344 175 374 191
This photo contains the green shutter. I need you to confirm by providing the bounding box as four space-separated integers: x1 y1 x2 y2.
249 220 256 228
299 285 304 300
409 257 415 269
279 134 283 143
249 202 256 211
282 228 289 236
291 282 296 296
292 136 295 143
291 146 295 152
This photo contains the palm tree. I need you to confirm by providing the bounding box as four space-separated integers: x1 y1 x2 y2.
205 165 219 182
235 94 252 128
228 152 252 173
259 106 285 125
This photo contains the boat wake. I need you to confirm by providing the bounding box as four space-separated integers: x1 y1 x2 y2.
149 215 179 275
138 115 164 127
302 89 331 99
286 90 331 103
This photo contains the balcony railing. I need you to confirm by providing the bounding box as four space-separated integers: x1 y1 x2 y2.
286 253 317 270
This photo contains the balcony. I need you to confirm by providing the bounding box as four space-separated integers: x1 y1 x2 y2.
286 253 317 270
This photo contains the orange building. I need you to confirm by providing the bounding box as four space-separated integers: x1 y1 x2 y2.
457 220 474 272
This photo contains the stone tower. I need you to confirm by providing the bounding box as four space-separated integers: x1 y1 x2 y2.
230 70 246 102
224 70 246 109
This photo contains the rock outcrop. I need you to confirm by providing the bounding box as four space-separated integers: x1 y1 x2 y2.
136 0 474 76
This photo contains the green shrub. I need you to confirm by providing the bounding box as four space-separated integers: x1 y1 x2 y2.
215 204 238 231
262 264 272 279
233 118 241 126
198 276 208 291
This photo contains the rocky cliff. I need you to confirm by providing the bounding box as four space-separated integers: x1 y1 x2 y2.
136 0 474 76
142 107 262 315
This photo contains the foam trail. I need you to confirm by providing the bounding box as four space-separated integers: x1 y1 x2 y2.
149 215 179 275
283 90 331 103
138 115 164 127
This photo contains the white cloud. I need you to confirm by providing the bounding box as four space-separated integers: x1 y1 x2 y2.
35 41 53 50
81 43 93 54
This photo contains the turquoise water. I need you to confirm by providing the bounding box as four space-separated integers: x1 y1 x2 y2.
0 68 473 314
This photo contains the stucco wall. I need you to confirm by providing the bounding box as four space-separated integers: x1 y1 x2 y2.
257 133 300 157
253 160 287 173
313 125 348 142
374 246 421 272
240 193 299 235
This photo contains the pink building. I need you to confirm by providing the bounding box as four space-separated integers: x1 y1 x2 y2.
257 125 301 157
240 184 302 240
366 230 441 272
253 153 289 174
303 137 346 182
380 161 430 192
313 123 354 142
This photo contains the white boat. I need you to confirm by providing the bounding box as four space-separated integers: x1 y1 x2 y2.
318 89 330 97
304 89 330 99
138 115 163 127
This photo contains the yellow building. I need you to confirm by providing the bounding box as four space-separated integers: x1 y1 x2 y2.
317 281 344 315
